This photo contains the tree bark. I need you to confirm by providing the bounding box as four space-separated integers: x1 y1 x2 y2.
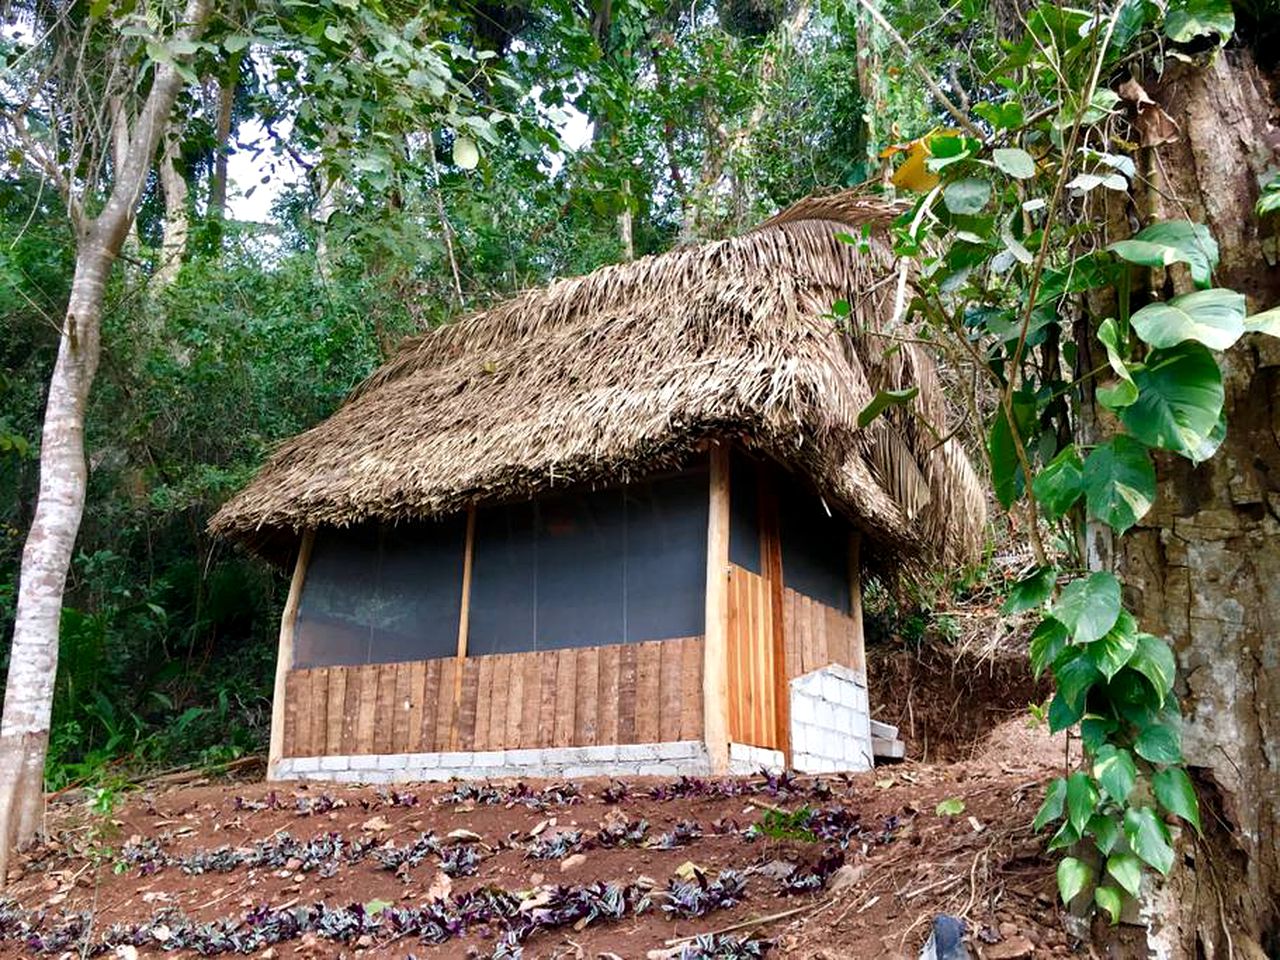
1117 49 1280 956
207 72 236 221
153 127 190 291
0 0 213 885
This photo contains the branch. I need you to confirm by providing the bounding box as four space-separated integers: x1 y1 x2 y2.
852 0 983 139
93 0 214 250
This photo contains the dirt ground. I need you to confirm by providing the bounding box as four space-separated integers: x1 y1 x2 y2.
0 711 1080 960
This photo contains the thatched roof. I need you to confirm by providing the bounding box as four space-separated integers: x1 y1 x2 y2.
211 191 986 574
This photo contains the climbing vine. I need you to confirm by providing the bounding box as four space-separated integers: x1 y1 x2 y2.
859 0 1277 921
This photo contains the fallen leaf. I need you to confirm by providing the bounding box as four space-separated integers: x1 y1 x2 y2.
426 871 452 901
673 860 703 881
361 816 391 832
560 853 587 872
446 828 482 843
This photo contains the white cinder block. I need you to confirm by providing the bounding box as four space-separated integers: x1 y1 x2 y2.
320 755 350 772
658 741 699 760
503 748 542 765
584 744 619 763
472 750 505 767
617 743 661 762
638 762 680 777
377 753 408 770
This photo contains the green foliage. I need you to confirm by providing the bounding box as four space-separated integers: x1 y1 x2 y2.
758 806 818 842
872 0 1276 921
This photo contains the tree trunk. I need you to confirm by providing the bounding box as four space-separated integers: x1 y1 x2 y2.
0 0 212 885
207 72 236 221
0 244 108 882
153 128 190 291
1118 49 1280 956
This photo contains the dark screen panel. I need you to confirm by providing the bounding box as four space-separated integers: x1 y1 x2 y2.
467 502 537 656
293 520 467 668
294 529 379 668
625 472 708 641
779 475 851 612
372 517 467 663
728 452 762 573
536 490 626 648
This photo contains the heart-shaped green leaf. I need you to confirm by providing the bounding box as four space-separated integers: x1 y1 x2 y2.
1093 744 1138 802
1108 220 1219 288
1124 807 1175 875
1086 610 1140 680
1083 436 1156 534
1033 447 1085 520
1153 767 1202 834
993 147 1036 179
1052 572 1122 644
1128 633 1176 704
1130 288 1246 351
1057 856 1092 904
1120 343 1224 460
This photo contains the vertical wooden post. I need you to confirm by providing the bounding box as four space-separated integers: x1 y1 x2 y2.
848 530 867 678
703 445 731 773
759 469 791 764
449 506 477 750
268 529 314 780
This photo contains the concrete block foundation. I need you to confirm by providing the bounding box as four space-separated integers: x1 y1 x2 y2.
789 663 874 774
274 740 712 784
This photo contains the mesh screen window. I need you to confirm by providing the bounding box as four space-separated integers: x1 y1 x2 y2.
293 517 467 668
778 474 851 612
468 469 709 655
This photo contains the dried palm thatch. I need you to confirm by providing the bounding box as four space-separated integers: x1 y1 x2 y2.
210 191 986 575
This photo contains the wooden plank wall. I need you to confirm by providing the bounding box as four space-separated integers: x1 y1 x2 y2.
282 637 704 757
725 564 779 749
781 587 861 680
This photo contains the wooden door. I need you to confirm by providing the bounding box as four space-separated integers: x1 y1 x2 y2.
725 466 789 755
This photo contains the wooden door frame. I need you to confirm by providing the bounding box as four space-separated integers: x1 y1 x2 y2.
268 529 315 780
758 467 791 764
703 444 731 773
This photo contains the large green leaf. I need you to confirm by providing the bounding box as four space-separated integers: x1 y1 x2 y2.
1002 565 1056 615
1120 343 1225 460
1083 436 1156 534
1053 647 1103 714
1244 305 1280 338
1093 744 1137 803
1033 447 1084 520
989 393 1036 508
1135 721 1183 764
1164 0 1235 44
1086 610 1139 680
1106 853 1144 898
1030 617 1069 678
1089 813 1122 854
1096 317 1138 410
1128 633 1177 705
1108 220 1219 288
857 387 919 427
1130 289 1246 351
1033 777 1067 831
1153 767 1202 834
992 147 1036 179
1048 690 1086 732
1095 885 1124 924
943 177 992 215
1057 856 1092 904
1066 771 1098 834
1052 572 1122 644
1124 807 1176 875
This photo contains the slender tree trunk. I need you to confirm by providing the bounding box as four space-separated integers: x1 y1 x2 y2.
207 73 236 221
153 128 190 291
1101 49 1280 956
0 245 108 882
0 0 212 885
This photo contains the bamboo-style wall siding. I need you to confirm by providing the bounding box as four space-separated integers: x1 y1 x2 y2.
782 586 863 679
281 636 705 757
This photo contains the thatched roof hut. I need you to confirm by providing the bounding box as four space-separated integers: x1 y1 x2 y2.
213 190 986 783
211 192 984 574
